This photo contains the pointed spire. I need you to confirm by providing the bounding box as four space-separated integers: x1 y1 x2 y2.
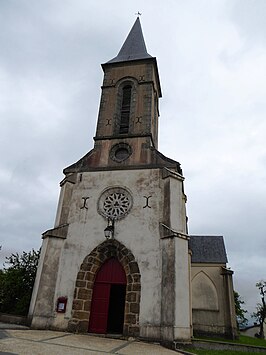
107 17 152 64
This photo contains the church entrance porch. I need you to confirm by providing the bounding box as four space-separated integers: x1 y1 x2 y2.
68 239 141 337
88 258 126 334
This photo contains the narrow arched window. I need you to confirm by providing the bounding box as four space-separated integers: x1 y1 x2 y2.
119 85 132 134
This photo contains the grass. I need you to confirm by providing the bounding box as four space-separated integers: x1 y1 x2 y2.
195 334 266 348
232 334 266 347
188 350 266 355
185 335 266 354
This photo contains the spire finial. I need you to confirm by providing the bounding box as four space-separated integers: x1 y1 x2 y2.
135 11 142 16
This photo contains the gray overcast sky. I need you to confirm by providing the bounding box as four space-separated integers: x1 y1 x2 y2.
1 0 265 317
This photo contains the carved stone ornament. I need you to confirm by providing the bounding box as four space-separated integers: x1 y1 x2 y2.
98 187 133 220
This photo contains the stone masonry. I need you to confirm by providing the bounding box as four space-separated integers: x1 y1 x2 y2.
68 239 141 336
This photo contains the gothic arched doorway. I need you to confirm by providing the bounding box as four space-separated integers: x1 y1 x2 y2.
88 258 126 334
68 239 141 337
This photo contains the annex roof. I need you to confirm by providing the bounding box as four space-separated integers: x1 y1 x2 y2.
189 235 228 264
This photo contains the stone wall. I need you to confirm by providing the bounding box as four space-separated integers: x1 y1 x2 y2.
191 264 237 338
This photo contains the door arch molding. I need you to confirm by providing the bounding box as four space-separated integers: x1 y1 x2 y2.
68 239 141 337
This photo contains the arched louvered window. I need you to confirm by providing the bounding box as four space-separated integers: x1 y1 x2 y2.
119 85 132 134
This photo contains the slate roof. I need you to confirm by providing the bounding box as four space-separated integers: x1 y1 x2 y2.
189 235 228 264
106 17 152 64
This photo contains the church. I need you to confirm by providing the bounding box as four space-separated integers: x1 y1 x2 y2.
28 18 237 342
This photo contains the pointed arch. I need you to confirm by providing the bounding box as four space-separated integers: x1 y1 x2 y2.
192 271 219 311
68 239 141 336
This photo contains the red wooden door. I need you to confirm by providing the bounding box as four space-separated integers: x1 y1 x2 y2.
88 258 126 334
88 283 110 333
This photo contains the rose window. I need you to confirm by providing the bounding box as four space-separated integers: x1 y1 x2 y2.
103 192 130 218
98 187 133 220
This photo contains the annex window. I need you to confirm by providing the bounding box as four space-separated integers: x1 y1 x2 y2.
119 85 132 134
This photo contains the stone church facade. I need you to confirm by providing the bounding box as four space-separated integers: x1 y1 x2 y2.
28 18 237 342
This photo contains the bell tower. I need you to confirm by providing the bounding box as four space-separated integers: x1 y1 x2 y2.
95 17 161 149
64 20 181 175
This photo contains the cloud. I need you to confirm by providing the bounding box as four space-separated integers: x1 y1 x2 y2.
231 0 266 44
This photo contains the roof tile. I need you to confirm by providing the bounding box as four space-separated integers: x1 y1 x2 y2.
189 235 228 263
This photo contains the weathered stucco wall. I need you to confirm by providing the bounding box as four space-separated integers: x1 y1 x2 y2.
30 167 191 341
58 169 163 327
191 264 237 337
30 236 65 329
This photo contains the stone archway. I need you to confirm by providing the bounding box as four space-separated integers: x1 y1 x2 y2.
68 239 141 336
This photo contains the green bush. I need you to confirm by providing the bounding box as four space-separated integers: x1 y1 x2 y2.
0 249 40 316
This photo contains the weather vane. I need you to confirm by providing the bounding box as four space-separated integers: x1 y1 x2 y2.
135 11 142 16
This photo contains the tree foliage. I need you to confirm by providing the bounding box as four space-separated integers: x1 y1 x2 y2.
253 281 266 339
234 291 248 328
0 249 40 316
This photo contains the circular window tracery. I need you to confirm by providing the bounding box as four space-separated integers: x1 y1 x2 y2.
98 187 133 220
115 148 129 161
103 192 130 218
109 143 132 163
